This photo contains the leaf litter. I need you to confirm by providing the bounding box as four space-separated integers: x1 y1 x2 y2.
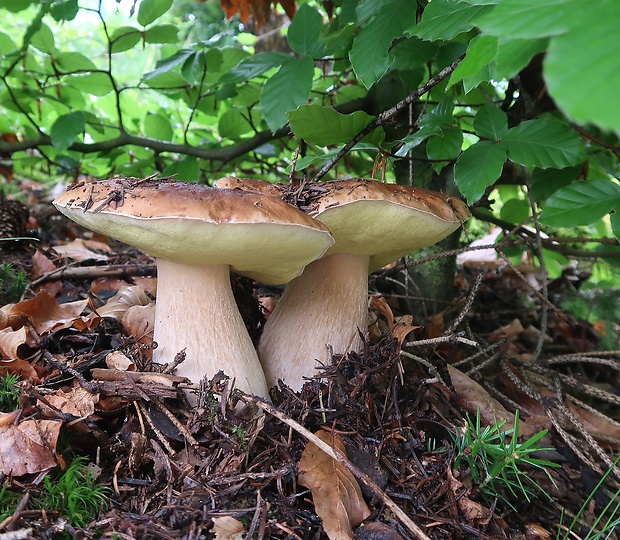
0 196 617 539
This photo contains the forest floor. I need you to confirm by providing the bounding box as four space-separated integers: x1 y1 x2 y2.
0 189 619 540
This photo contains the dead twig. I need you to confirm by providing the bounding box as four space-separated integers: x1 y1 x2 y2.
237 392 433 540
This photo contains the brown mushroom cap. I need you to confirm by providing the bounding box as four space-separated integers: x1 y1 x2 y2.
214 177 470 271
53 178 334 284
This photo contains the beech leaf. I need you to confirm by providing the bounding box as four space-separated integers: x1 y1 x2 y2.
298 430 370 540
0 419 62 476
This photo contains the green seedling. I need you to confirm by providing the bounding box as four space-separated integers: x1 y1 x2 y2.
453 410 560 508
0 262 28 304
0 372 20 412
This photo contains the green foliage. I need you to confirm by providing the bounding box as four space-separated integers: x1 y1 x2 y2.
0 484 21 522
0 0 618 264
0 372 21 412
452 410 559 508
36 457 110 528
0 263 28 304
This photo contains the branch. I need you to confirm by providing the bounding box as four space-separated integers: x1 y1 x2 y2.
312 59 461 182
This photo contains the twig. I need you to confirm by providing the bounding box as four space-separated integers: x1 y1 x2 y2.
313 59 461 182
27 323 99 394
237 392 432 540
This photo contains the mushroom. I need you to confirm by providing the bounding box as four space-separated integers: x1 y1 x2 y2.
53 178 334 400
215 177 470 391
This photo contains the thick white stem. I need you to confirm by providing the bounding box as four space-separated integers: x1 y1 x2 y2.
152 258 269 399
258 253 369 391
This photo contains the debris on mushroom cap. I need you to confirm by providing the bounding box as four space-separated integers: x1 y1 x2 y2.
214 177 470 272
53 178 334 284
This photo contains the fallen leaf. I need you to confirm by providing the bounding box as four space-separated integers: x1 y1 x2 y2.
52 237 111 262
488 318 524 343
10 290 98 334
446 467 492 523
32 249 57 279
0 326 28 361
105 351 136 372
0 419 62 476
41 387 99 417
212 516 245 539
448 365 542 437
97 285 151 319
298 430 370 540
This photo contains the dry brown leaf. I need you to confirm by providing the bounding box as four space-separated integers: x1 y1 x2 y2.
298 430 370 540
32 249 57 279
0 419 62 476
220 0 296 26
41 387 99 417
97 285 151 319
10 290 98 334
0 358 39 382
565 399 620 443
446 468 492 523
0 326 28 361
52 237 111 262
0 303 13 330
212 516 245 539
105 351 136 372
369 297 420 346
448 365 542 437
488 318 524 343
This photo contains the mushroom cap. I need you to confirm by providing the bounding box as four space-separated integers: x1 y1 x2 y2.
214 177 470 272
53 178 334 284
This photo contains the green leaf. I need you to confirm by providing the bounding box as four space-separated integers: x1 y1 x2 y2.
0 32 18 55
539 179 620 227
477 0 579 39
110 27 142 54
530 165 581 203
288 105 376 145
142 49 194 82
50 0 78 21
30 22 54 53
137 0 173 26
413 0 493 40
455 140 508 204
395 125 442 156
181 51 206 84
65 72 114 96
287 3 325 57
54 52 97 73
495 37 548 79
449 35 497 88
50 111 85 151
420 97 455 129
474 105 507 141
611 212 620 240
350 0 418 89
220 52 291 83
504 119 586 169
427 128 463 172
218 108 262 140
260 56 314 132
162 156 199 182
544 0 620 132
143 113 173 141
390 37 438 70
144 24 178 44
0 0 34 12
500 198 530 223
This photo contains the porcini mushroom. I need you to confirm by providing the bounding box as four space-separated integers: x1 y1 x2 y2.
215 177 470 391
53 178 334 400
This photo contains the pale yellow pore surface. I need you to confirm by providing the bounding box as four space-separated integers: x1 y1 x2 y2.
259 253 369 391
153 259 269 399
53 180 334 285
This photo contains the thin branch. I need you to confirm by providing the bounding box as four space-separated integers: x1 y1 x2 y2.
313 59 461 182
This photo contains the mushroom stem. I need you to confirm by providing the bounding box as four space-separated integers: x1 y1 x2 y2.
259 253 370 391
152 258 269 399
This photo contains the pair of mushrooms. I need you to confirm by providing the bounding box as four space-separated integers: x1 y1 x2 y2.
53 177 469 400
